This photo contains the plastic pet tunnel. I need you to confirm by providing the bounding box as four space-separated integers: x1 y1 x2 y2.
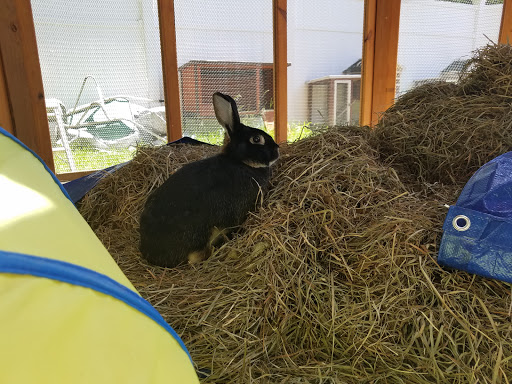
0 127 199 384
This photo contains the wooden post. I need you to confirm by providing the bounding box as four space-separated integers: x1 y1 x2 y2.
360 0 401 127
360 0 377 127
273 0 287 143
0 54 14 135
0 0 55 171
158 0 182 142
499 0 512 44
57 170 96 183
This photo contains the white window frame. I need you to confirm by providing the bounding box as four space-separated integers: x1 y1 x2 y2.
333 80 352 126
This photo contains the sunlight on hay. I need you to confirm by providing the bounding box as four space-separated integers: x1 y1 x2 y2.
78 44 512 383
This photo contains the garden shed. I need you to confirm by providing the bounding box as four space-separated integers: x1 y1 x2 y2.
179 60 275 118
307 59 362 126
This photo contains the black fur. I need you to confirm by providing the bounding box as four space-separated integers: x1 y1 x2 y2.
139 93 279 267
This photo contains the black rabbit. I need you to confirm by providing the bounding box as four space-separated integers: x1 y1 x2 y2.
139 92 280 267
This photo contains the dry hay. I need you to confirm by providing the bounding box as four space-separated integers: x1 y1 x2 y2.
370 43 512 185
79 125 512 383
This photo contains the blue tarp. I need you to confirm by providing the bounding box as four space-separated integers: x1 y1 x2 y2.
438 152 512 283
64 137 210 204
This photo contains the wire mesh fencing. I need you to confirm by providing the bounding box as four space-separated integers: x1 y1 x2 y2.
396 0 504 97
32 0 166 173
287 0 365 139
31 0 506 173
174 0 273 145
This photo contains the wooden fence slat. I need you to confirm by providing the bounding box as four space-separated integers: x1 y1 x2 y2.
0 0 55 171
57 170 97 183
0 53 14 135
360 0 401 127
371 0 401 126
360 0 377 127
499 0 512 44
158 0 183 142
273 0 287 143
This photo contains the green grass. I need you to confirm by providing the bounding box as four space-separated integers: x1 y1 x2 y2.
54 145 136 174
54 119 314 174
286 122 314 142
187 122 314 145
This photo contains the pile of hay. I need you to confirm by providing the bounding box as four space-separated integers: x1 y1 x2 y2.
371 43 512 184
79 130 510 383
78 44 512 382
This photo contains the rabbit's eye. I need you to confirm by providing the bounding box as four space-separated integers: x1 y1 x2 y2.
250 135 265 145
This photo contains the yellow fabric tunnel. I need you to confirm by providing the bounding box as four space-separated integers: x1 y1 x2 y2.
0 127 199 384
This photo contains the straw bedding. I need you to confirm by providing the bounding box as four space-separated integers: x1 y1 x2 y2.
370 43 512 185
78 44 512 383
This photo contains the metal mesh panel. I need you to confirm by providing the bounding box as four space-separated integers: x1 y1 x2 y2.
31 0 503 169
175 0 273 145
32 0 166 173
287 0 364 138
397 0 504 96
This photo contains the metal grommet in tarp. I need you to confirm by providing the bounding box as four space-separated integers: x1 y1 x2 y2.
452 215 471 231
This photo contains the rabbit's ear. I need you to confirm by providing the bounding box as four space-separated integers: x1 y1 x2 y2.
213 92 241 133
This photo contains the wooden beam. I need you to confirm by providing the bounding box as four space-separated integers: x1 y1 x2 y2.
158 0 182 142
371 0 401 126
360 0 401 127
0 0 55 171
0 52 14 135
57 170 96 183
499 0 512 44
360 0 377 127
273 0 287 143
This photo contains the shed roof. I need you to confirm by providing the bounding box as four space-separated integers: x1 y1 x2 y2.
343 59 362 75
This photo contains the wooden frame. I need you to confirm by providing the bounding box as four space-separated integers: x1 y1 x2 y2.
273 0 287 143
360 0 401 127
57 170 97 183
158 0 182 142
10 0 512 178
333 80 353 126
360 0 377 127
1 0 289 179
0 0 55 171
499 0 512 44
0 53 14 135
